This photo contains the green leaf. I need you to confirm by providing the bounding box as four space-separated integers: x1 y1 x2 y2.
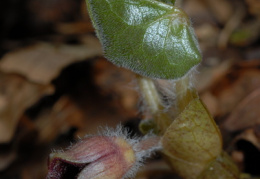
86 0 201 79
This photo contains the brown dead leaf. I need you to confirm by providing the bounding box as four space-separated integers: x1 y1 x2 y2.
34 96 84 144
55 21 95 35
205 0 234 24
28 0 81 23
230 128 260 174
0 35 102 85
196 60 232 93
195 23 220 49
223 88 260 132
245 0 260 17
0 150 16 171
0 73 53 143
200 92 219 117
212 68 260 116
236 128 260 150
218 4 245 49
229 18 260 47
183 0 215 25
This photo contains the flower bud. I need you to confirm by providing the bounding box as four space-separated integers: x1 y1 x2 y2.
47 126 161 179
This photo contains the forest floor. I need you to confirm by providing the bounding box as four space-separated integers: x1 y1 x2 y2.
0 0 260 178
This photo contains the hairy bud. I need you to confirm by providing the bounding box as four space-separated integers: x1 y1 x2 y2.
47 126 161 179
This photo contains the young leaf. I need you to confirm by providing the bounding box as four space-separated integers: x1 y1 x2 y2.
86 0 201 79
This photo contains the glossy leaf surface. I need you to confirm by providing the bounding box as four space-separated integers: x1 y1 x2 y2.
86 0 201 79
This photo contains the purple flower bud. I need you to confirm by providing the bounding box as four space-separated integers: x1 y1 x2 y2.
47 126 161 179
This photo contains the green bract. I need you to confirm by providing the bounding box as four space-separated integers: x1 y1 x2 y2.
86 0 201 79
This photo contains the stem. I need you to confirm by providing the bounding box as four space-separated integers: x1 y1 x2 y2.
173 75 198 115
137 75 162 114
137 75 172 134
137 74 198 134
135 136 161 152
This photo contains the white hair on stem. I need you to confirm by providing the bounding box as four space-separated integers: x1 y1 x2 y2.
153 65 199 110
